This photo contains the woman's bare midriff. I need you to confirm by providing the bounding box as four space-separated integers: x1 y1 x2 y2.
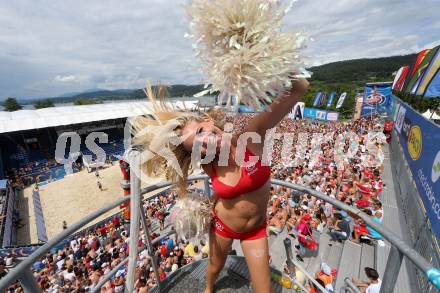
213 180 271 233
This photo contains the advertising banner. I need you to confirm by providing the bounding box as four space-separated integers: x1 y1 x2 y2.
304 107 318 119
393 100 440 240
361 83 394 117
326 112 339 121
303 107 339 121
326 92 336 108
288 102 305 120
335 92 347 109
20 165 75 186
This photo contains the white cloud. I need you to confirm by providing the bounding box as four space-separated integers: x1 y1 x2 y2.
54 75 80 83
0 0 439 99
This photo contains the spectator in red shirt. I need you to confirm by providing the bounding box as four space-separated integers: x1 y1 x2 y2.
296 214 314 262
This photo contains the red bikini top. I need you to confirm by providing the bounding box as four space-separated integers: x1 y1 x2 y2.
210 148 271 199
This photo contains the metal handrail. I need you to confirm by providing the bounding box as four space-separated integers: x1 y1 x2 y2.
0 195 130 292
1 175 439 292
343 277 362 293
0 171 202 292
90 231 177 293
284 238 327 293
271 179 440 292
91 258 128 293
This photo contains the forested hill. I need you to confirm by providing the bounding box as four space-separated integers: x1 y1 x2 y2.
298 53 416 117
309 54 416 83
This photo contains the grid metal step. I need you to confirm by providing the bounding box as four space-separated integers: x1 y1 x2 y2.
152 256 286 293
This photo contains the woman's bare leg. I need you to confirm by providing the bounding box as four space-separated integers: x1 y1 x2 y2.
205 230 233 293
241 237 274 293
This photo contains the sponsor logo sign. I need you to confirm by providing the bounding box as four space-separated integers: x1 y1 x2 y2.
394 104 406 134
394 99 440 241
407 126 422 160
432 151 440 183
326 112 339 121
365 91 386 106
361 83 394 117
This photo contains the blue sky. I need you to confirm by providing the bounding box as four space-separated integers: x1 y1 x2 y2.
0 0 439 99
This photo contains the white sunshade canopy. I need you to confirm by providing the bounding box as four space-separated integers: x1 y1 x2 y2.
422 109 440 120
0 100 199 134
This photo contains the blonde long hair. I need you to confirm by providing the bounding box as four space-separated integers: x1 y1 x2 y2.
131 84 224 196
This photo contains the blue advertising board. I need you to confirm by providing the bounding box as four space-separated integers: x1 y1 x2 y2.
361 83 394 117
393 99 440 240
303 107 339 121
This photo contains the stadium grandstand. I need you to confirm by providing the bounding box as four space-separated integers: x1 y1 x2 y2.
0 97 439 293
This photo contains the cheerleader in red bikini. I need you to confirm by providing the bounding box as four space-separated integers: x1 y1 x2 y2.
132 77 309 293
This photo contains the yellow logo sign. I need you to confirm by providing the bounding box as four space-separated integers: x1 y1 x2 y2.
407 126 422 161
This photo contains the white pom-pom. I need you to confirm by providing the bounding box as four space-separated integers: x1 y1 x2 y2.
186 0 309 109
169 193 213 241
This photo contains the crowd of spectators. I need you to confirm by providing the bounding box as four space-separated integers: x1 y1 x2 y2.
3 184 209 293
228 114 385 291
2 114 387 292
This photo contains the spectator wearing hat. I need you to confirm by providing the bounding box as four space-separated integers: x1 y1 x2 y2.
114 271 125 292
295 213 314 262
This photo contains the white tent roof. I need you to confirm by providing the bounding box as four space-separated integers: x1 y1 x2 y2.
422 109 440 120
0 100 198 134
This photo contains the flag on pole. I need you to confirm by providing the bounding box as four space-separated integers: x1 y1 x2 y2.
326 91 337 108
335 92 347 109
312 92 322 107
319 93 327 107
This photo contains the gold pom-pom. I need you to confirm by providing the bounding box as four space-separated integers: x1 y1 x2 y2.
186 0 309 109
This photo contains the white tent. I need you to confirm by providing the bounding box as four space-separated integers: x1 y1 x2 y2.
0 100 199 134
422 109 440 120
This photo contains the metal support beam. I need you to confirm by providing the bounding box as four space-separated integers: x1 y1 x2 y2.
125 149 141 293
380 246 403 293
18 269 42 293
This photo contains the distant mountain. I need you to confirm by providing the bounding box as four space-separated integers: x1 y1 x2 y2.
308 54 416 83
58 88 107 98
67 84 205 101
9 53 418 109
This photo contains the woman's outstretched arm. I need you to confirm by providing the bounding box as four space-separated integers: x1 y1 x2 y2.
245 78 309 137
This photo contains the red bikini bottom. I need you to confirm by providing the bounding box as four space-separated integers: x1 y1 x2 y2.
211 211 267 241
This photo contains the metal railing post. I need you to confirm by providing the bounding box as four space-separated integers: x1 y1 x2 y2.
18 269 42 293
204 177 211 196
139 200 162 290
125 149 141 293
283 238 327 292
283 238 295 274
380 246 403 293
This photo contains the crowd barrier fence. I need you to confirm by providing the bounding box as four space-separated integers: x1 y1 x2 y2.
390 129 440 293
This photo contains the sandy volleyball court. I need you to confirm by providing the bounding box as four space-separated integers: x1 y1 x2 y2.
17 164 165 245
